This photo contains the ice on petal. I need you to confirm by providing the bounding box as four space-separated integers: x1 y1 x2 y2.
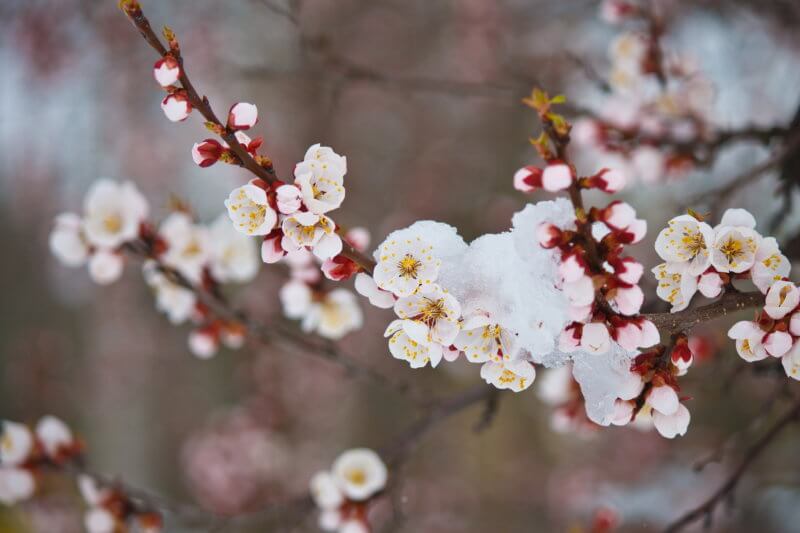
571 343 637 426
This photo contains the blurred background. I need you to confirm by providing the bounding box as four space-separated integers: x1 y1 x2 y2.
2 0 800 531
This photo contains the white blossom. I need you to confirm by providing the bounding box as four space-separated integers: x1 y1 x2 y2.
160 212 211 283
83 179 149 249
653 262 697 312
294 144 347 214
453 312 519 363
480 359 536 392
281 212 342 260
652 404 690 439
0 468 35 505
711 209 760 273
225 181 278 236
752 237 790 293
84 507 116 533
310 471 344 510
373 236 440 297
354 273 395 309
0 422 33 467
648 385 679 416
654 215 713 275
188 329 218 360
143 261 197 325
49 213 89 267
331 448 387 501
88 251 124 285
781 341 800 380
302 289 363 340
275 184 303 215
385 320 435 368
763 281 800 320
394 284 461 348
728 320 769 362
208 214 259 283
35 416 73 459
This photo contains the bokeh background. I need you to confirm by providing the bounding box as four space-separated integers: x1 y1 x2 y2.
2 0 800 531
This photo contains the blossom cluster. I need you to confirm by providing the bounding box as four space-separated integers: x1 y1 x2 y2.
309 448 387 533
572 0 716 183
653 209 788 311
224 143 348 263
50 179 259 359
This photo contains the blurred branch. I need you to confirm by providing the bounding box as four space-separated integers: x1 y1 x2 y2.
663 396 800 533
256 0 300 26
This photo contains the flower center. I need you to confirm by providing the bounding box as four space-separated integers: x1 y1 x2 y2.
103 214 122 234
398 255 421 278
720 237 743 262
418 297 446 324
345 468 367 486
681 230 705 256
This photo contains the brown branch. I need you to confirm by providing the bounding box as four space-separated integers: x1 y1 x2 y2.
644 290 764 337
662 397 800 533
123 4 376 274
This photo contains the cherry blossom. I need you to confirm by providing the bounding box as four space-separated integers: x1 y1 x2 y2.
541 162 574 191
654 214 713 276
372 236 440 297
188 328 218 359
354 273 395 309
764 281 800 319
159 212 211 283
652 404 691 439
143 261 197 325
225 180 278 236
281 212 342 260
0 421 33 466
331 448 387 501
480 359 536 392
294 144 347 214
752 237 791 293
393 284 461 349
385 319 435 368
275 184 303 215
83 179 149 249
0 467 35 505
49 213 89 267
208 214 259 283
35 416 73 460
88 250 125 285
302 289 363 340
261 230 286 264
710 209 760 273
191 139 224 167
728 320 769 362
453 312 519 363
653 262 697 312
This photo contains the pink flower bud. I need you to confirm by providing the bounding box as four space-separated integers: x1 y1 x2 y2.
188 328 218 359
275 184 302 214
345 227 370 252
580 322 611 354
614 257 643 285
612 285 644 315
764 331 793 358
536 223 562 248
559 252 587 283
261 231 286 264
602 201 636 230
590 168 627 193
542 163 574 192
614 321 643 351
513 166 543 192
563 275 596 307
321 255 360 281
697 272 723 298
227 102 258 130
153 56 181 87
191 139 223 167
558 324 582 353
648 385 679 416
161 91 192 122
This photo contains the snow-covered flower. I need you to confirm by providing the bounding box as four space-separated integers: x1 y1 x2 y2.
763 281 799 320
563 275 595 308
143 261 197 324
83 179 149 249
653 262 697 312
49 213 89 267
0 422 33 466
310 471 344 510
580 322 611 354
480 359 536 392
208 214 259 283
227 102 258 130
88 250 124 285
393 284 461 348
373 236 440 297
752 237 790 293
453 312 519 363
161 91 191 122
225 180 278 236
331 448 387 501
160 212 211 283
652 403 690 439
153 56 180 87
0 468 35 505
654 215 713 275
728 320 768 362
191 139 224 167
354 273 395 309
281 212 342 260
35 416 73 460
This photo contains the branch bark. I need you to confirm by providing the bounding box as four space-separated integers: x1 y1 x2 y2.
644 290 764 337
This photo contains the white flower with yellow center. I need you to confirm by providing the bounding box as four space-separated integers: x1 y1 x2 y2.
143 261 197 325
294 144 347 215
208 214 259 283
0 467 35 505
654 215 713 276
160 212 211 283
752 237 790 293
728 320 769 362
0 421 33 467
384 320 434 368
331 448 387 502
453 311 519 364
49 213 90 267
394 284 461 350
83 179 149 249
711 209 761 273
224 181 278 236
652 262 698 312
480 359 536 393
302 289 363 340
373 237 440 297
781 341 800 381
281 212 342 260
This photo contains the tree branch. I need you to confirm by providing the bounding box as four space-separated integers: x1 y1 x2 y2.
644 290 764 338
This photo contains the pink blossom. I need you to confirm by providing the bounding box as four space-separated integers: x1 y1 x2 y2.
153 56 180 87
227 102 258 130
541 163 574 192
161 91 192 122
513 166 543 192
